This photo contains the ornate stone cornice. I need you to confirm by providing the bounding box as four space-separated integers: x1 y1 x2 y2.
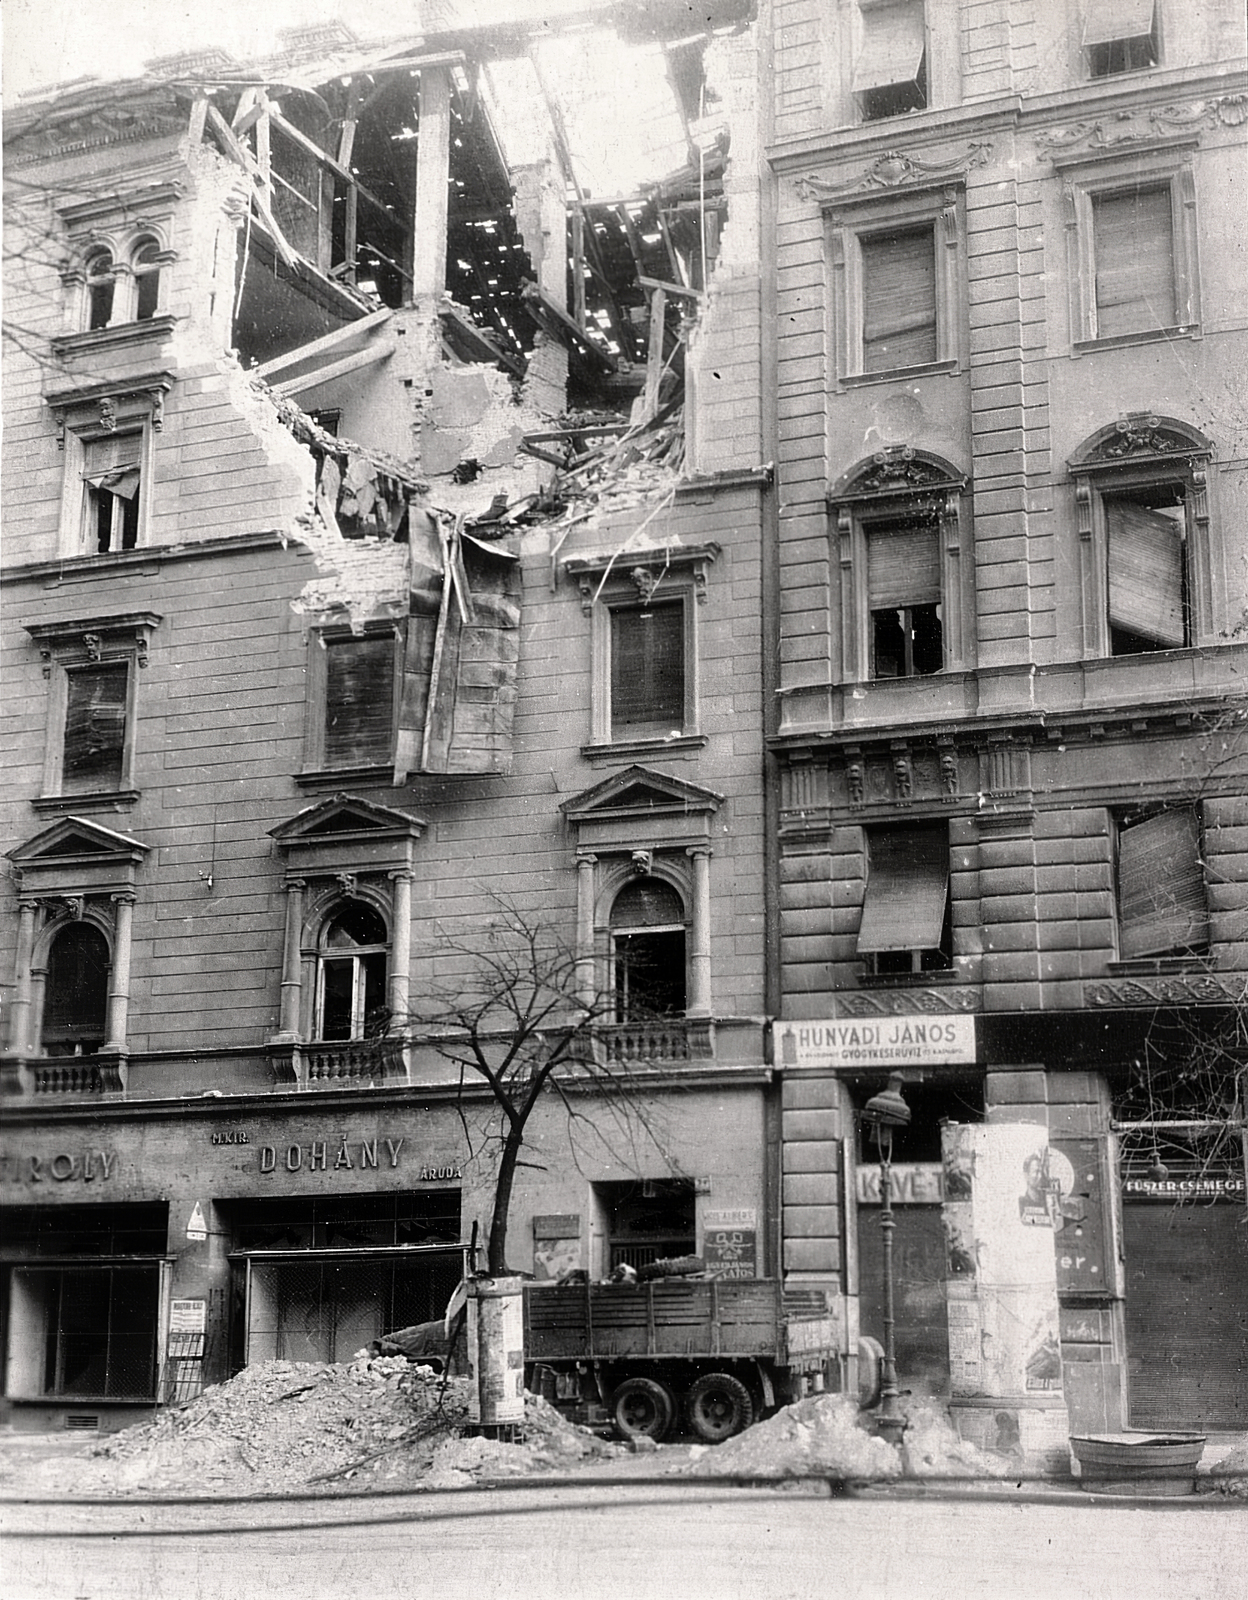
833 988 978 1017
1085 976 1248 1008
1037 95 1247 159
796 143 992 205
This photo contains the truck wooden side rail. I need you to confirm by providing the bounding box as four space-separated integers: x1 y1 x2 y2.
523 1277 838 1443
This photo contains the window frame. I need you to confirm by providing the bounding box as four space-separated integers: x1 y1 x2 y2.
301 622 404 778
564 547 718 756
857 821 954 978
1083 0 1161 80
47 378 171 559
608 875 690 1022
312 899 391 1043
1069 416 1214 659
1113 803 1210 963
826 183 963 387
1057 143 1199 352
827 449 969 684
24 613 160 812
853 0 928 122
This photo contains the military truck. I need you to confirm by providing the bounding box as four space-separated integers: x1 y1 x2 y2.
523 1276 839 1442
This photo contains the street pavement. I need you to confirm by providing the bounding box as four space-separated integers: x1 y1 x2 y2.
3 1478 1245 1600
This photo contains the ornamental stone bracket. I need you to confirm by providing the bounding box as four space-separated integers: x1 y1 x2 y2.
1085 976 1248 1008
796 143 992 204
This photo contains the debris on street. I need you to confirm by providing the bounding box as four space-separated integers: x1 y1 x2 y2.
1 1356 620 1498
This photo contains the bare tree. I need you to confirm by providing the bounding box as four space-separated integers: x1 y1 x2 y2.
405 900 677 1275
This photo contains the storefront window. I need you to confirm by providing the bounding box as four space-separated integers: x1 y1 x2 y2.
8 1265 159 1399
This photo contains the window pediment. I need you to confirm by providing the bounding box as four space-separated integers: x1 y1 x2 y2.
271 794 426 880
1068 415 1213 477
7 817 149 899
562 765 723 853
828 448 966 506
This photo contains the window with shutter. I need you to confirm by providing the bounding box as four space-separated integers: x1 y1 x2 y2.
323 636 396 767
1085 0 1158 78
610 602 685 738
859 825 952 974
855 1 927 120
867 517 943 677
1092 186 1176 338
1106 486 1189 654
1117 808 1210 959
861 226 937 373
63 664 129 793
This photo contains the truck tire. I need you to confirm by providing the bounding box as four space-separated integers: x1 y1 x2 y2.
684 1372 754 1443
610 1376 675 1442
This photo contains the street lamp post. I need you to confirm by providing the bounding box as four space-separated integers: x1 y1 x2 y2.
861 1072 910 1448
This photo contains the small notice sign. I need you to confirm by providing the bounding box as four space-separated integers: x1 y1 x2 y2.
703 1219 757 1279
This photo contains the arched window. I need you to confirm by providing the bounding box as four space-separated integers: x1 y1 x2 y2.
316 901 389 1041
131 239 162 321
41 922 110 1056
84 250 116 331
610 878 686 1021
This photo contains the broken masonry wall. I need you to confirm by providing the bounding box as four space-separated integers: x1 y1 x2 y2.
685 23 765 479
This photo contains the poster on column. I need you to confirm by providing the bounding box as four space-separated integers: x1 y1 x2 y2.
940 1123 1063 1399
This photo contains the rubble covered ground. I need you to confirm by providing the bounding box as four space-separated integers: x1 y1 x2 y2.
19 1358 1240 1499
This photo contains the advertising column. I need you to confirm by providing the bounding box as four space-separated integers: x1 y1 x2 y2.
942 1123 1071 1468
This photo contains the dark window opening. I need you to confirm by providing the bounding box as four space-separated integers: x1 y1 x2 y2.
596 1178 696 1271
1106 480 1190 654
317 901 389 1041
85 254 115 330
867 515 943 677
1092 183 1176 338
323 635 395 767
1117 807 1210 959
609 602 685 739
132 241 161 321
62 663 128 792
861 225 937 372
9 1266 160 1400
82 432 142 553
222 1191 462 1253
610 877 686 1020
0 1203 169 1258
41 921 111 1056
859 825 952 975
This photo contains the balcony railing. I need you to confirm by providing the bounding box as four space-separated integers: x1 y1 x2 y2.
28 1055 125 1096
594 1018 714 1066
269 1036 409 1088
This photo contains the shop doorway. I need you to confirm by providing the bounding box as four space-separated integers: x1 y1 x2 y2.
854 1079 983 1395
222 1191 464 1368
1123 1192 1248 1430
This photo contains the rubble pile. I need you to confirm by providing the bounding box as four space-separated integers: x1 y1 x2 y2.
680 1394 902 1482
1201 1440 1248 1498
5 1357 618 1498
896 1401 1017 1479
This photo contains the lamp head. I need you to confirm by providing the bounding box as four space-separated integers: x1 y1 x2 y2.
861 1072 911 1130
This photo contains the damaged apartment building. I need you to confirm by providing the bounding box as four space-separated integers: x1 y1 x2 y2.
0 4 778 1428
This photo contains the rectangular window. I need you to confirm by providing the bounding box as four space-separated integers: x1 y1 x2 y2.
1085 0 1158 78
861 226 937 372
1106 483 1189 654
8 1266 160 1400
867 517 943 677
62 663 129 793
610 601 686 739
855 1 927 120
323 635 396 767
1117 808 1209 959
82 433 141 554
1092 185 1176 339
858 825 952 974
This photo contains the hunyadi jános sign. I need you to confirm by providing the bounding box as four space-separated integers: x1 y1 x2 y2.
774 1015 976 1069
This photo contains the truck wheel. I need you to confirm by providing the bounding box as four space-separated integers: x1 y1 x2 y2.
685 1372 754 1443
610 1376 675 1442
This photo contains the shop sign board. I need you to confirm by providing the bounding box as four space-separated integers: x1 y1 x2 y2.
856 1162 943 1205
1122 1171 1245 1202
774 1016 976 1070
702 1208 758 1279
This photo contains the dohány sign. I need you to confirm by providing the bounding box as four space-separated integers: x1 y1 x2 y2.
775 1016 975 1069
